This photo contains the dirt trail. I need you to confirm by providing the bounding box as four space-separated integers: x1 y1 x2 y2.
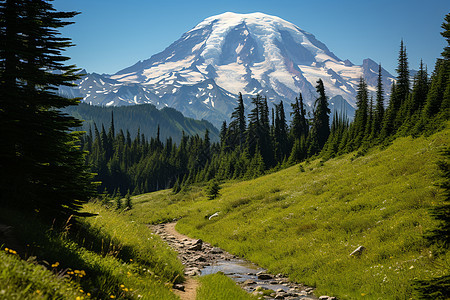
151 222 235 300
172 277 199 300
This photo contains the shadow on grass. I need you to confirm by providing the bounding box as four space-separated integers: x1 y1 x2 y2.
0 208 134 299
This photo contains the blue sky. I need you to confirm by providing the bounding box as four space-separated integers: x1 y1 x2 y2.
53 0 449 76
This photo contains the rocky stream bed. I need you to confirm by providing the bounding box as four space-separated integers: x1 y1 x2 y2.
151 222 337 300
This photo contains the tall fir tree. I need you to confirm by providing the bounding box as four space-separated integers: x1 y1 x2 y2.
353 77 369 146
395 40 411 127
229 92 246 148
373 64 385 137
309 79 330 154
0 0 95 220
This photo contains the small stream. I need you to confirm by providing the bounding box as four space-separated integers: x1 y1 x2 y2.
201 258 288 291
152 223 328 300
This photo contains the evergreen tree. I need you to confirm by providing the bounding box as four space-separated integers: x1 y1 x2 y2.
353 77 369 146
206 180 221 200
229 92 246 147
373 64 385 137
409 60 429 115
274 101 289 162
395 40 411 127
125 190 132 209
309 79 330 154
0 0 95 221
396 40 410 105
381 82 398 138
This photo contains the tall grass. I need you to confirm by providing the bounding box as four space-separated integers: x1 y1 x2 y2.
129 128 449 299
0 201 183 299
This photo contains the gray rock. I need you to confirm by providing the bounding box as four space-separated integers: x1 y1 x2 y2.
243 279 257 286
188 240 203 251
257 272 273 280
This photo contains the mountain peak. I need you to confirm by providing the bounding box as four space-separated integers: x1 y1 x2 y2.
61 13 395 127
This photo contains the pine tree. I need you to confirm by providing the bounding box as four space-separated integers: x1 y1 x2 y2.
0 0 95 221
409 60 429 115
125 190 132 209
206 180 221 200
395 40 411 127
353 77 369 146
274 101 289 162
309 79 330 154
229 92 246 147
373 64 385 137
381 83 398 139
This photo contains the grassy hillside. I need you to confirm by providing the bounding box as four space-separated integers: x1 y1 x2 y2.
0 203 184 299
126 127 450 299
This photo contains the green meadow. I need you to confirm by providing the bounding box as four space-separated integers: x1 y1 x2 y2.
126 127 449 299
1 127 448 299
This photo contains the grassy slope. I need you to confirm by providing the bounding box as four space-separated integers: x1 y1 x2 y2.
0 202 183 299
128 128 450 299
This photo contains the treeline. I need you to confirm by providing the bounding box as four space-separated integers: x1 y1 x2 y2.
83 15 449 196
64 102 220 144
81 122 215 195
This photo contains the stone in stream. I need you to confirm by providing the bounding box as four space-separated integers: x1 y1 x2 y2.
243 279 257 286
188 239 203 251
257 271 273 280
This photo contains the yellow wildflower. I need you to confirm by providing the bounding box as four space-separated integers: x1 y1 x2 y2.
52 262 60 268
110 296 116 299
120 284 125 288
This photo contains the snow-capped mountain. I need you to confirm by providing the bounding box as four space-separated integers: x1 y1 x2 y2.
60 12 394 127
